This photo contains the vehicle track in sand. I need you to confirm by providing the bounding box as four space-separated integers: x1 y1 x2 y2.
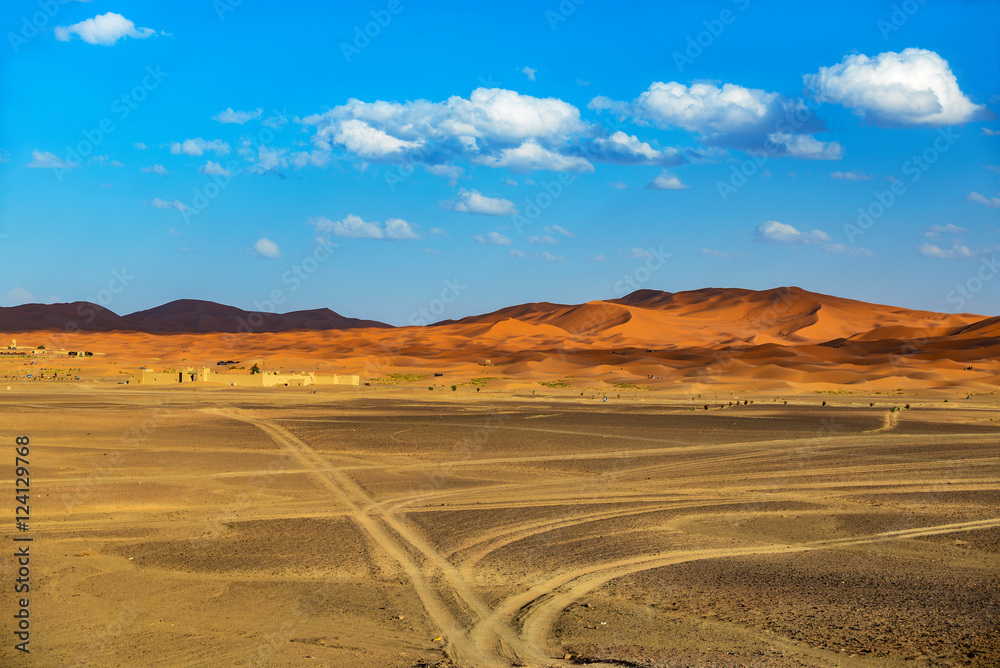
478 517 1000 664
208 407 547 668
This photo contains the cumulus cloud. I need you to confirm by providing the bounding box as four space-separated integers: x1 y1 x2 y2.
170 138 230 156
607 181 627 189
805 49 987 127
757 221 874 257
522 66 536 81
509 249 528 259
150 197 186 211
309 214 419 240
302 88 600 174
539 251 566 262
142 164 169 175
626 248 654 259
199 161 231 176
473 231 512 246
589 254 607 262
587 131 686 166
757 220 830 245
767 132 842 160
545 224 574 238
55 12 159 45
982 128 1000 136
477 139 593 173
700 248 743 259
28 150 74 169
917 242 975 259
4 287 36 306
251 237 281 259
968 191 1000 208
831 170 871 181
213 108 263 124
527 235 558 245
646 170 689 190
922 223 966 238
441 189 517 215
592 81 837 158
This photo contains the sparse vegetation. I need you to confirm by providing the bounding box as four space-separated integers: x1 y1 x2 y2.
538 379 572 388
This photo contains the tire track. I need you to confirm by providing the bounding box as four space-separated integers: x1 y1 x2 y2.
483 517 1000 662
207 407 544 668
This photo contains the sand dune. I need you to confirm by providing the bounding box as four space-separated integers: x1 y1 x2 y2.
1 286 996 392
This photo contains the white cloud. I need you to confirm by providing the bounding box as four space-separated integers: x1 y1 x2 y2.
133 142 148 150
90 155 123 167
251 237 281 259
646 170 689 190
55 12 158 45
473 231 511 246
522 66 536 82
170 138 230 156
503 177 518 186
214 108 263 124
527 235 558 245
757 220 830 245
805 49 986 127
199 161 231 177
607 181 627 189
308 214 419 240
968 191 1000 208
757 220 874 257
589 254 607 262
303 88 592 174
589 131 686 166
332 119 424 160
477 139 593 173
767 132 842 160
545 224 574 238
509 249 528 259
429 227 449 237
150 198 186 211
831 170 871 181
983 128 1000 136
626 248 654 259
4 287 35 306
917 242 975 259
539 251 566 262
700 248 736 259
441 189 517 215
923 223 966 238
142 164 169 175
28 150 74 169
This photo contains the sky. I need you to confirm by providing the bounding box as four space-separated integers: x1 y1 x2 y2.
1 0 999 325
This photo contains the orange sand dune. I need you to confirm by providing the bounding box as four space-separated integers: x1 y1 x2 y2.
1 287 997 393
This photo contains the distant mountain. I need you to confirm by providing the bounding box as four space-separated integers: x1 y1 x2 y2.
0 299 390 333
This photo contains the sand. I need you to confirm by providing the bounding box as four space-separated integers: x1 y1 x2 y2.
2 384 998 667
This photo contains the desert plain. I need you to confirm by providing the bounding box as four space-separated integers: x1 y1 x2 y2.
1 287 999 667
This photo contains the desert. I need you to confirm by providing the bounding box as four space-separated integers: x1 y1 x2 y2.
1 287 998 667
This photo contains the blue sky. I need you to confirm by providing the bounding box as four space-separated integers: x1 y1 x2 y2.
2 0 999 324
